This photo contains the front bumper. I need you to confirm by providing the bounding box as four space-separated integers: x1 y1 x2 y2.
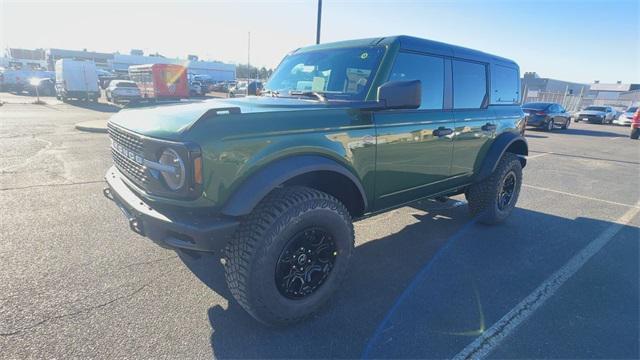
112 94 141 101
577 115 605 123
103 166 239 253
613 117 632 126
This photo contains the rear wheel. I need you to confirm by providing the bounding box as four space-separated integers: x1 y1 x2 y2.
465 153 523 225
224 186 355 325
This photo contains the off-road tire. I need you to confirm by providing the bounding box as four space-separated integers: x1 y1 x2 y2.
224 186 355 326
631 127 640 140
465 152 523 225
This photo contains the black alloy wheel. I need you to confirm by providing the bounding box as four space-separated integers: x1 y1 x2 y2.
275 227 338 299
498 171 517 211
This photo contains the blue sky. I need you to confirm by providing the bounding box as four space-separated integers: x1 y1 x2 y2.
2 0 638 83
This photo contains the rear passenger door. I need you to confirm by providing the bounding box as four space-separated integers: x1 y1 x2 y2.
373 52 455 210
451 59 495 178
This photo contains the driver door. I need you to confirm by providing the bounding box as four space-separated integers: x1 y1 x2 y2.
373 52 454 210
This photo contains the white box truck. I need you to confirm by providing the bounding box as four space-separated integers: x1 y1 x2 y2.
55 59 100 101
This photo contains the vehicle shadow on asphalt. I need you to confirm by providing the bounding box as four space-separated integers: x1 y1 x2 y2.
561 127 626 138
177 201 639 358
63 100 121 113
524 133 548 139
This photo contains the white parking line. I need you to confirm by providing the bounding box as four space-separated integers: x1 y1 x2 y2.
452 203 640 360
526 152 552 159
523 184 640 209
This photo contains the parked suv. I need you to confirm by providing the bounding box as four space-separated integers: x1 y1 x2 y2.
575 105 615 124
631 108 640 139
103 36 528 325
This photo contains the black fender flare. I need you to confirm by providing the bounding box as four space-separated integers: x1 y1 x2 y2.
474 132 528 182
221 155 368 217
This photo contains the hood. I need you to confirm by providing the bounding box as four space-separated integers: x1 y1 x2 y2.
578 110 606 116
108 96 336 139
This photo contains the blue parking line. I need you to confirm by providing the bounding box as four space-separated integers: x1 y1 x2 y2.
361 218 478 359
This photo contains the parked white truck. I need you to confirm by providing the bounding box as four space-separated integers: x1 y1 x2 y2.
55 59 100 102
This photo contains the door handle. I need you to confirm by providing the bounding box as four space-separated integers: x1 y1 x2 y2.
433 127 453 137
481 122 497 131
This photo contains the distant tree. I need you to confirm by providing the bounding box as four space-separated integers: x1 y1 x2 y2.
236 64 274 80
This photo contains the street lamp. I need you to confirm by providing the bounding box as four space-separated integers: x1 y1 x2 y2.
316 0 322 44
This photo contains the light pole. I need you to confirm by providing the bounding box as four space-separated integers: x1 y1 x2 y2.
29 78 40 103
316 0 322 44
247 31 251 96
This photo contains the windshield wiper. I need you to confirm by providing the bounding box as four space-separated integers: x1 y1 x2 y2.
288 90 327 102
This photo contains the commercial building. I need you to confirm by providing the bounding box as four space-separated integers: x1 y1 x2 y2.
46 48 114 70
521 72 589 97
587 81 640 107
3 47 236 82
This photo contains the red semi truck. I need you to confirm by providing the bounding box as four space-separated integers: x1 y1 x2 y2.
128 64 188 100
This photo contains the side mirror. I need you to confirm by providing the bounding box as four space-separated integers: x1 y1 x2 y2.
377 80 421 110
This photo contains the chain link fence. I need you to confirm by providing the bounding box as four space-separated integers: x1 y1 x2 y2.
521 87 639 112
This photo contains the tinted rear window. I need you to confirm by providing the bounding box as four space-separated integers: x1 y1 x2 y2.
585 106 606 111
453 60 487 109
522 103 550 110
491 64 519 104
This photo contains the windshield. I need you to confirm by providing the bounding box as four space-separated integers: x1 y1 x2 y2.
522 103 551 110
627 107 637 113
585 106 606 111
265 46 384 100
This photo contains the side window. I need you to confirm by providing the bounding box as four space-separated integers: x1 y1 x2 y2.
453 60 487 109
388 52 444 110
491 64 519 104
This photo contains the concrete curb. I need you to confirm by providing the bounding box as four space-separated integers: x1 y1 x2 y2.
75 120 108 133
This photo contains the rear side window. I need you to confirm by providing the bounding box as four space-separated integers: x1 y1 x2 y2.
388 52 444 110
491 64 519 104
453 60 487 109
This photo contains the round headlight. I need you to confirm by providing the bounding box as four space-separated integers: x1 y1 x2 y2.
159 148 185 190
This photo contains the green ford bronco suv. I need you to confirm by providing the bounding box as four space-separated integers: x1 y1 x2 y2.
104 35 527 325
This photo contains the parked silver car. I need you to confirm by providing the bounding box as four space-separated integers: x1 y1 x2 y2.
574 106 615 124
105 80 141 104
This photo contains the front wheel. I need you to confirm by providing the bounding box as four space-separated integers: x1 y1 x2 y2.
545 119 554 131
561 118 570 130
465 153 523 225
224 186 355 325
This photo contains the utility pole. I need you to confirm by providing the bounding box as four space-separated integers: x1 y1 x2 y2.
316 0 322 44
247 31 251 95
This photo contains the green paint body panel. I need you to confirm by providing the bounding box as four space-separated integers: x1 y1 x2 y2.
107 36 525 217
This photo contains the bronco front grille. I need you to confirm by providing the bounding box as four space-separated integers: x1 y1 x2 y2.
111 148 148 184
108 123 147 185
108 123 143 153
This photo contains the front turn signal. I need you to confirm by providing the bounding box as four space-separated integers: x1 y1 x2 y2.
193 156 203 185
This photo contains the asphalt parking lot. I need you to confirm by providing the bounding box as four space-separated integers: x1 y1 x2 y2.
1 101 638 358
